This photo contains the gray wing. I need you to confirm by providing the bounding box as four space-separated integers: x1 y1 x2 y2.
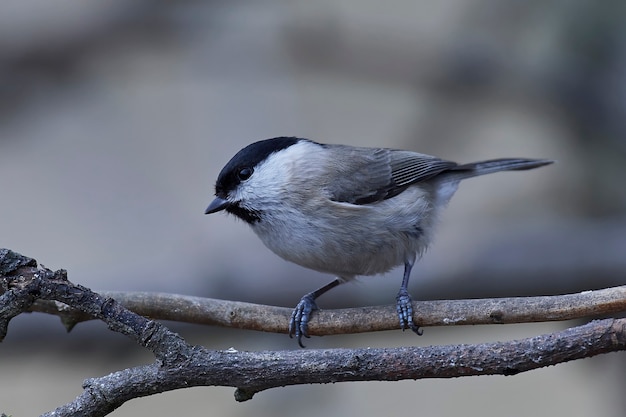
325 146 457 205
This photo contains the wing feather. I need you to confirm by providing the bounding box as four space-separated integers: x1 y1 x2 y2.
324 146 456 205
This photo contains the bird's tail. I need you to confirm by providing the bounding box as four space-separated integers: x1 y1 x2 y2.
449 158 554 180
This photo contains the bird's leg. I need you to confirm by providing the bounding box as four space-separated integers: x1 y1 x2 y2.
289 278 341 348
396 260 423 335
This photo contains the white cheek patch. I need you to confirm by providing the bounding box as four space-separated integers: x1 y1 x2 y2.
233 161 285 205
233 140 325 206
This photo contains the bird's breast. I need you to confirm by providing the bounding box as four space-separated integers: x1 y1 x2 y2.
249 190 435 278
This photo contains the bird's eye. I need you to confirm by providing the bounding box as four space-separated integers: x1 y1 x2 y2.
237 167 253 181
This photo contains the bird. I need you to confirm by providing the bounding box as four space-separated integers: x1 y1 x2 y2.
205 136 553 347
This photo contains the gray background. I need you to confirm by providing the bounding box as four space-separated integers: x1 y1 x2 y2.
1 1 625 416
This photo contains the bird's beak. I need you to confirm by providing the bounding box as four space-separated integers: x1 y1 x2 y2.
205 197 230 214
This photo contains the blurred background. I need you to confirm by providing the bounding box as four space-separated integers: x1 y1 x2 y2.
1 0 625 415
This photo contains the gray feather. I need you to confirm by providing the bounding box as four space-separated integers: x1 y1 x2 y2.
323 146 457 205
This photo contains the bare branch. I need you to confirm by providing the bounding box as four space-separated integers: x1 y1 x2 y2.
28 286 626 336
43 318 626 414
1 248 625 417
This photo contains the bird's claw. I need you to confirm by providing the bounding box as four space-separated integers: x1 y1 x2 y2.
396 288 423 335
289 294 319 348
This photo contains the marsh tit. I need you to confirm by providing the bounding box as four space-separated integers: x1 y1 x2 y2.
205 137 553 346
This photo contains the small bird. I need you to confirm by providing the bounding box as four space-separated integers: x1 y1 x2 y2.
205 137 553 347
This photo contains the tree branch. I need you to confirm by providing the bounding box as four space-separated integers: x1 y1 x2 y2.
46 318 626 412
1 248 625 417
28 285 626 336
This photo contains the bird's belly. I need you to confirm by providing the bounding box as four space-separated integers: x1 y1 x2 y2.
258 228 407 277
251 201 431 278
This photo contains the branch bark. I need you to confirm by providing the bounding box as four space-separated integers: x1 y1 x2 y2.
28 285 626 336
1 248 625 417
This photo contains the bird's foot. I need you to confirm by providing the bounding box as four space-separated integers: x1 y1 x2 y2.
396 288 423 335
289 293 319 348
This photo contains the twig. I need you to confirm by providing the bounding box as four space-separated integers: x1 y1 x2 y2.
27 286 626 336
